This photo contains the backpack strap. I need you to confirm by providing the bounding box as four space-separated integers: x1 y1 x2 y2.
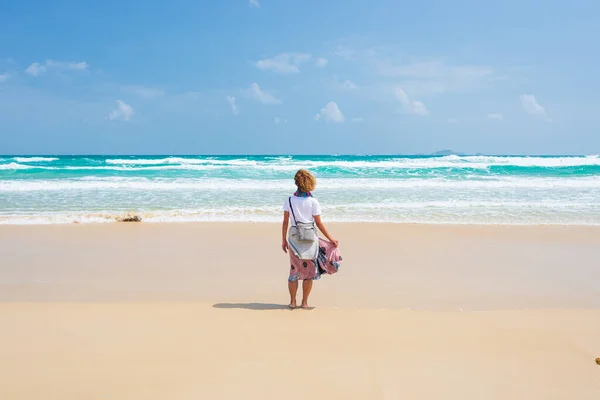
288 197 298 227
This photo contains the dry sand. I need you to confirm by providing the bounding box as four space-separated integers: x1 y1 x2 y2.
0 223 599 399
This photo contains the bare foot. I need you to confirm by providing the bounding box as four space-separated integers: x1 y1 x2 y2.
301 301 311 309
289 300 297 309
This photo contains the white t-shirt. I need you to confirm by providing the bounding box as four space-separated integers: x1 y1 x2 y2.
283 196 321 227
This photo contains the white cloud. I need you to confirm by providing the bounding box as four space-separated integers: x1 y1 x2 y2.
122 85 165 99
333 45 496 95
25 59 88 76
315 101 345 123
394 87 428 116
520 94 547 117
332 47 356 60
0 73 8 83
244 82 281 104
389 63 493 96
46 60 89 70
316 57 328 68
487 113 504 120
352 117 364 123
71 61 88 70
331 75 358 90
25 62 46 76
341 80 357 90
108 100 134 121
255 53 311 74
379 60 492 80
249 0 260 7
227 96 239 116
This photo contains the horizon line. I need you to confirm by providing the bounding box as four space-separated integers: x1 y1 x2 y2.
1 153 597 158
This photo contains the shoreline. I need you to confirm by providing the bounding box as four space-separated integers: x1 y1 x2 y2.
2 219 600 226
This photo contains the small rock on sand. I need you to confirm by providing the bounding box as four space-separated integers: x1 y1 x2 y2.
117 215 142 223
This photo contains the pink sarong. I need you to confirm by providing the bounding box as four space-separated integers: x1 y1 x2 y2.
288 238 342 282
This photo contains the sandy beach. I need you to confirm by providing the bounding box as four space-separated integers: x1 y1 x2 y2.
1 223 599 399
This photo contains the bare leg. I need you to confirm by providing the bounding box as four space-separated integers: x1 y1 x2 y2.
301 279 313 308
288 280 298 308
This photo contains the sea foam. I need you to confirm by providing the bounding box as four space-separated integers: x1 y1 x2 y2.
1 155 599 225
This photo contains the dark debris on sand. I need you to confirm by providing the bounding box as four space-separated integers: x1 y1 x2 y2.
117 215 143 222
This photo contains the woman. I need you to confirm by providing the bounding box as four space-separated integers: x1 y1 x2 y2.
282 169 338 309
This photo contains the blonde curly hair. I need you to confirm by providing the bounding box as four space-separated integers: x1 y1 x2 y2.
294 169 317 193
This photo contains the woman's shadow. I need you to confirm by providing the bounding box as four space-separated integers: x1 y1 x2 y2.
213 303 291 311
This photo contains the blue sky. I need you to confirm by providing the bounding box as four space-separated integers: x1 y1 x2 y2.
0 0 598 155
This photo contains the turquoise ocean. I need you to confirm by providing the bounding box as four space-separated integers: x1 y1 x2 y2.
1 155 599 225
